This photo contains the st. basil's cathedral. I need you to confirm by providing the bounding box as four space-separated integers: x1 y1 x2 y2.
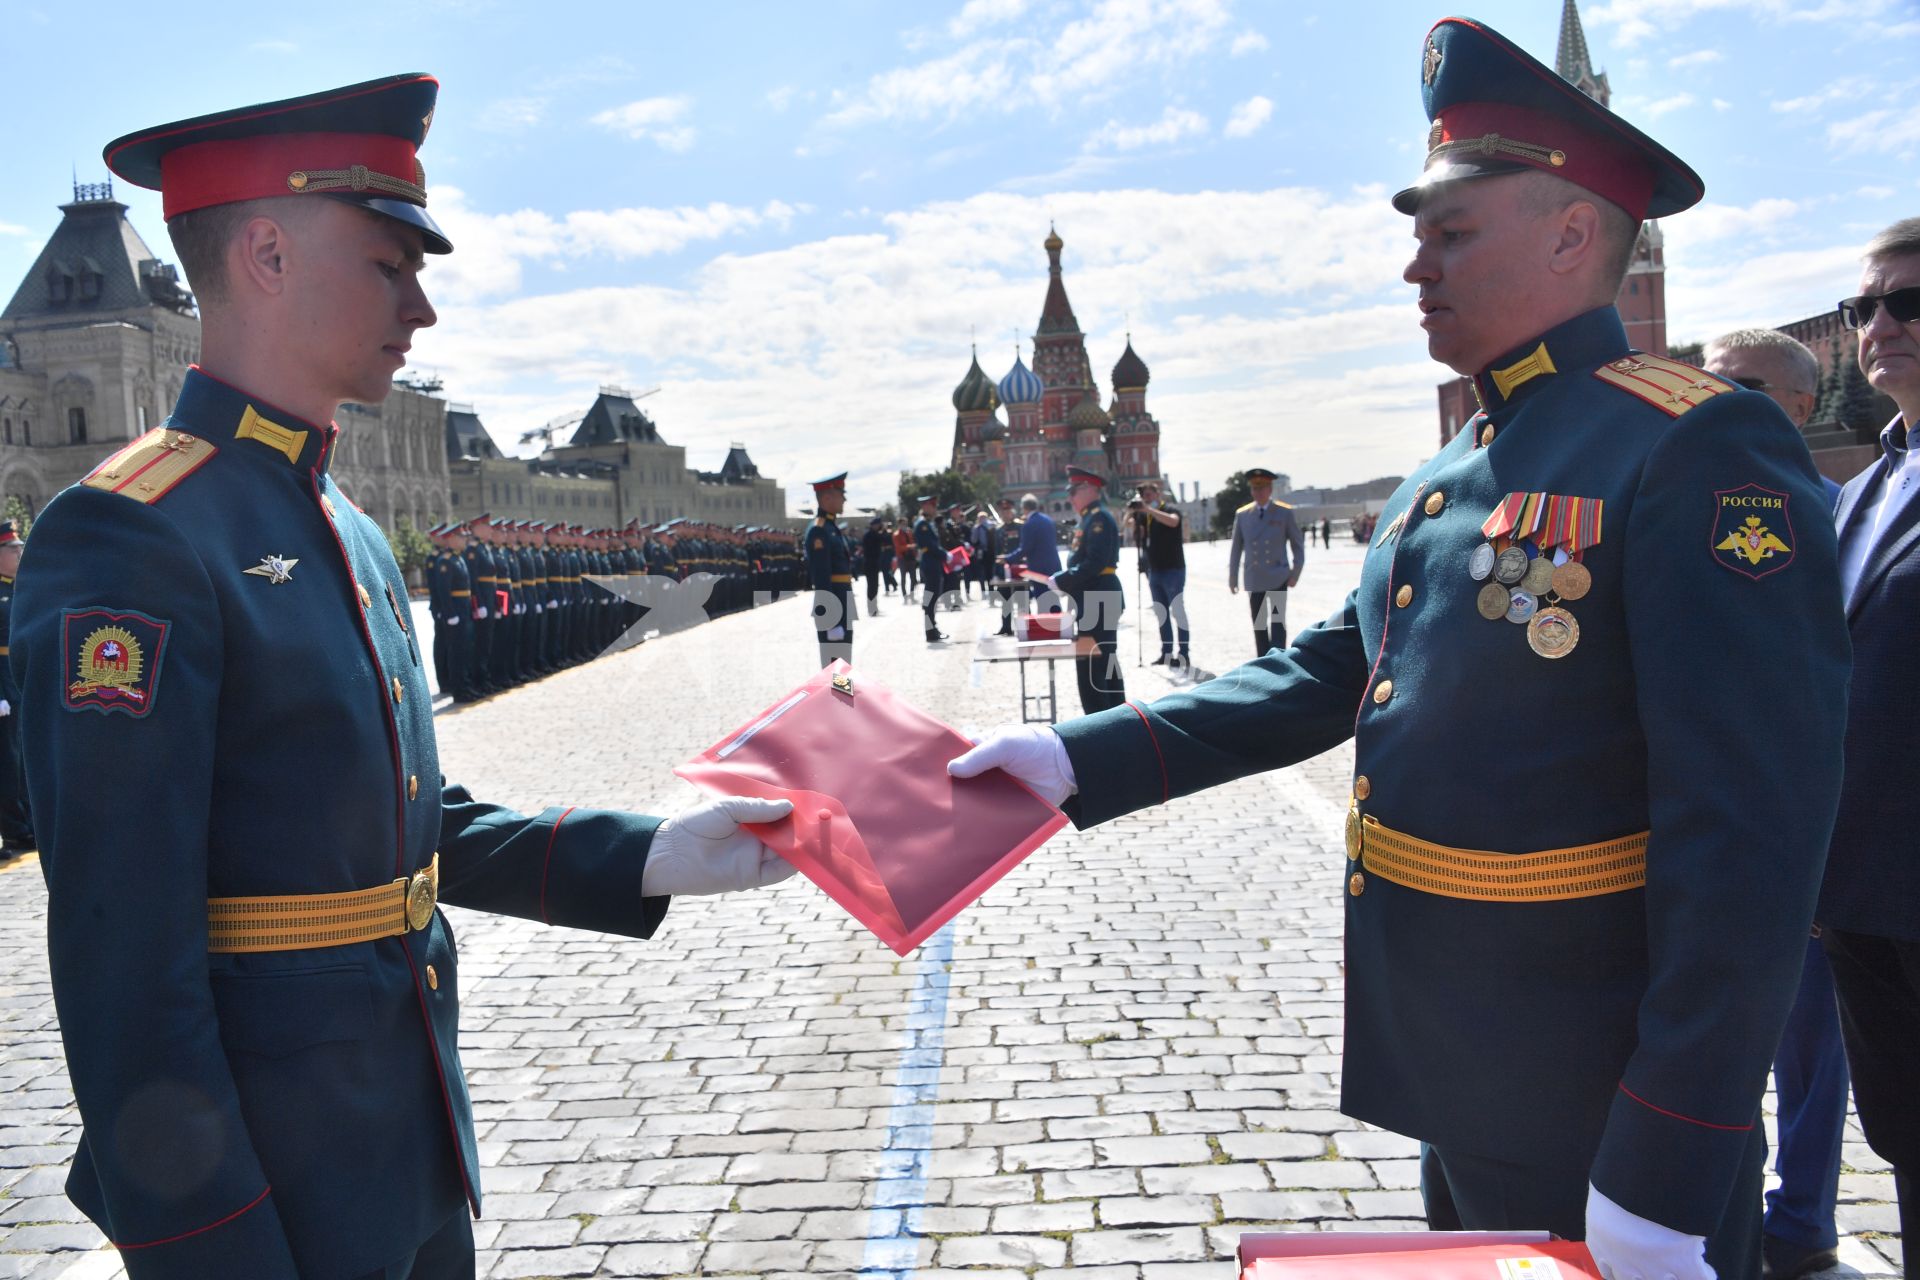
949 228 1163 513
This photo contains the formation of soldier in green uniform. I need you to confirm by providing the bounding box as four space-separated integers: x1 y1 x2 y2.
421 514 800 703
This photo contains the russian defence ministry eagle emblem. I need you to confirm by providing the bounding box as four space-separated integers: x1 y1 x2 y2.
1712 483 1795 580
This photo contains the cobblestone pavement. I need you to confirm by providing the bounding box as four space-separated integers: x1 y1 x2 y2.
0 538 1901 1278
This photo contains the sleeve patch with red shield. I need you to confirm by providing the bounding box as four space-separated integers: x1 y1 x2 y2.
62 607 172 718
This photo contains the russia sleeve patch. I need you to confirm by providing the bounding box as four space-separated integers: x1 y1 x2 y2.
62 607 172 717
1712 484 1795 579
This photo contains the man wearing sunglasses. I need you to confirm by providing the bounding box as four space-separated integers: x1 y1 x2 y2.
1704 331 1841 512
1821 215 1920 1262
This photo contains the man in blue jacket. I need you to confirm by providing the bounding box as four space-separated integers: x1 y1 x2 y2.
1820 215 1920 1270
955 19 1847 1280
14 75 794 1280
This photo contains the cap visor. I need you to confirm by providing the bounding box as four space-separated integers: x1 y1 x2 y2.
1391 158 1531 214
324 193 452 253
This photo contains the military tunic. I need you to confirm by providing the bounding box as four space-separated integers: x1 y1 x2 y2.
1054 500 1126 713
0 570 30 847
13 371 671 1278
805 515 854 667
1228 496 1307 656
1052 308 1849 1238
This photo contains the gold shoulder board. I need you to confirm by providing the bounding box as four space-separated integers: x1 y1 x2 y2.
81 429 217 504
1593 354 1735 418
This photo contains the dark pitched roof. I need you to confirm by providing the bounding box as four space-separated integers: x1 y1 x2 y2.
719 445 760 483
1037 227 1079 336
445 406 502 461
569 389 665 446
3 189 194 322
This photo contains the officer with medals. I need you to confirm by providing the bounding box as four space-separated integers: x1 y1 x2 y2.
804 472 855 667
0 521 32 854
1019 466 1126 714
955 21 1847 1280
913 494 948 644
1227 467 1306 656
11 75 802 1280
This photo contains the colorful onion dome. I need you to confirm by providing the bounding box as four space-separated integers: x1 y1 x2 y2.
1067 395 1110 430
998 353 1043 405
952 351 999 413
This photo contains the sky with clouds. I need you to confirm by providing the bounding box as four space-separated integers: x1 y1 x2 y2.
4 0 1917 511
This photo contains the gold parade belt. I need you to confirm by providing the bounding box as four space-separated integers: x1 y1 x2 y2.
1347 810 1647 902
207 855 439 953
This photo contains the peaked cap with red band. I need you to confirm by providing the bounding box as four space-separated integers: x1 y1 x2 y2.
811 471 848 493
1392 18 1703 223
102 72 452 255
1066 465 1108 490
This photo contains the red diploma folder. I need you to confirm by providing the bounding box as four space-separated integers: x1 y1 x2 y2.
1238 1233 1596 1280
675 661 1069 955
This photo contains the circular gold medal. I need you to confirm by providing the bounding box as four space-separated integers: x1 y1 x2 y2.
1551 561 1592 601
1476 582 1510 620
1527 606 1580 659
1521 555 1555 595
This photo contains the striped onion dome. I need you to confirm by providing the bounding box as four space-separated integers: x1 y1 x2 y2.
998 353 1043 405
1068 395 1110 430
952 351 999 413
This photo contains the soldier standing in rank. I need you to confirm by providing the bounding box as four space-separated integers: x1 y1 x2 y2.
434 524 475 703
913 494 947 644
460 515 496 697
1228 467 1307 656
13 73 799 1279
0 521 33 854
806 473 855 667
956 19 1847 1279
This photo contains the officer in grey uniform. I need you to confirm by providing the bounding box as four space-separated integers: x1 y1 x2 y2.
1227 467 1306 656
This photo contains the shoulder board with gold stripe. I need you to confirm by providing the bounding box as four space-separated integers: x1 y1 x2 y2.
1275 500 1294 509
1237 501 1255 513
81 428 217 504
1593 354 1734 418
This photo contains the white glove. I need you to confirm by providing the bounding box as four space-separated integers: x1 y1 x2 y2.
826 625 846 641
445 616 460 628
0 700 10 717
947 725 1077 807
475 606 489 619
1585 1184 1713 1280
642 796 797 898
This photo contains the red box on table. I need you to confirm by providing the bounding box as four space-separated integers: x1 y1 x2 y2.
1237 1231 1598 1279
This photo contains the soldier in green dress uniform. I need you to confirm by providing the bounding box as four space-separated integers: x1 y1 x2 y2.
954 20 1849 1280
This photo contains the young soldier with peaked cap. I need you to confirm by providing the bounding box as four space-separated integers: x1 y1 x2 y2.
12 75 796 1280
956 19 1847 1279
805 471 855 667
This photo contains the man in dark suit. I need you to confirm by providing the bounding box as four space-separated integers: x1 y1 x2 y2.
15 75 796 1280
1822 215 1920 1262
956 19 1849 1280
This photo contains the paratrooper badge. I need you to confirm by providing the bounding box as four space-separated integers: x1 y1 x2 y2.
1711 483 1794 579
62 607 171 717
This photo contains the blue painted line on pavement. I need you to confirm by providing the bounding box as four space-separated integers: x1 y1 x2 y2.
859 921 957 1279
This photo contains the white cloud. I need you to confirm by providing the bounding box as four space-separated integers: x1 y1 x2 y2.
824 0 1232 128
1589 0 1920 46
1713 97 1732 110
426 187 801 303
591 96 697 152
766 86 797 112
1230 30 1269 55
1772 76 1870 112
479 96 547 135
1665 241 1867 342
1855 184 1895 198
1638 92 1697 119
1225 95 1274 139
410 185 1430 498
0 222 30 237
948 0 1032 37
1826 106 1920 157
1670 196 1806 246
1667 48 1722 67
1085 106 1209 152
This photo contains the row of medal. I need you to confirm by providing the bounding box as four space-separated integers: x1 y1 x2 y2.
1467 537 1587 659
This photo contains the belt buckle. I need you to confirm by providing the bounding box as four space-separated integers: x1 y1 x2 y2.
399 853 439 933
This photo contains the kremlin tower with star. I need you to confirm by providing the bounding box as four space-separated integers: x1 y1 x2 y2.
949 228 1164 512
